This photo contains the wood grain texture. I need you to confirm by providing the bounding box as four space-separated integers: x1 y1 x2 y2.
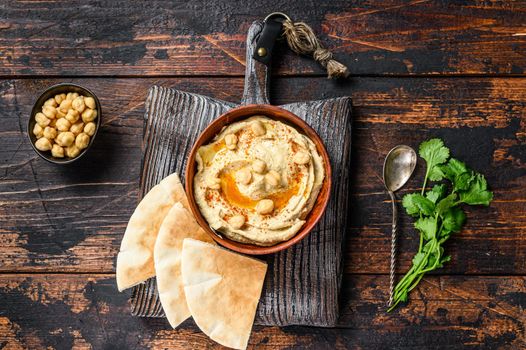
242 22 271 105
0 274 523 349
1 77 524 275
1 1 526 76
1 1 525 347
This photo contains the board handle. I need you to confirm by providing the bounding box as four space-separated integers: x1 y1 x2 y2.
242 21 270 105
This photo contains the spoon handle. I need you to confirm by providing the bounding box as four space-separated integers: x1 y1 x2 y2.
387 190 397 307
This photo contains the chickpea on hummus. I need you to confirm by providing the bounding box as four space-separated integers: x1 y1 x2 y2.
194 116 325 246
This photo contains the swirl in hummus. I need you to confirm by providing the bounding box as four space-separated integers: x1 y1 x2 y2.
194 116 325 246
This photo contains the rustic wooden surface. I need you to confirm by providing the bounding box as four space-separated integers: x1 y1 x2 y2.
0 1 525 349
1 1 526 76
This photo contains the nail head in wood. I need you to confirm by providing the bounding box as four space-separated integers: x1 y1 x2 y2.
257 47 267 57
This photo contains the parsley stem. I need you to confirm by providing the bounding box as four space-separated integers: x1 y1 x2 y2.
394 237 437 298
394 253 429 297
394 268 415 294
394 275 415 296
394 272 416 297
387 298 403 312
420 249 441 273
421 169 429 195
407 273 425 292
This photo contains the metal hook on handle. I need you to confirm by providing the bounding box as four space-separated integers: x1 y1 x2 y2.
264 12 291 23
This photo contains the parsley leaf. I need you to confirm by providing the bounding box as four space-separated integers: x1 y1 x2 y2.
439 158 475 192
454 172 475 191
426 184 447 204
402 193 435 217
441 158 468 180
436 193 457 216
459 174 493 206
412 252 426 266
415 217 437 240
402 194 421 217
428 166 445 181
422 240 434 252
441 255 452 264
439 228 452 240
419 138 450 173
442 207 466 233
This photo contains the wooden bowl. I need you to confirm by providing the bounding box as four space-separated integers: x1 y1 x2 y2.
27 83 101 164
185 104 332 255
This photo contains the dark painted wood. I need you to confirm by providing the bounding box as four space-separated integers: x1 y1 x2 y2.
1 1 526 76
1 1 525 345
1 77 524 275
0 274 523 349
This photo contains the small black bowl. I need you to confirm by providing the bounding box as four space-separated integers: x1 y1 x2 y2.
28 83 101 164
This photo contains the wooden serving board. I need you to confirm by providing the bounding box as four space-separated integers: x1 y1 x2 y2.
129 21 352 327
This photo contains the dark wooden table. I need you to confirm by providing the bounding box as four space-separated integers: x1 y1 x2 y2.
1 1 525 349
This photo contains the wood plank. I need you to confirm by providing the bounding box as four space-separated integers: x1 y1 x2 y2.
0 274 523 349
1 1 526 76
0 77 524 274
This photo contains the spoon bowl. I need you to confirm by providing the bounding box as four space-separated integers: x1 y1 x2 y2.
383 145 417 192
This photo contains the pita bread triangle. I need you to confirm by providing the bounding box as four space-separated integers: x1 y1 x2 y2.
181 238 267 350
154 202 214 328
116 173 188 291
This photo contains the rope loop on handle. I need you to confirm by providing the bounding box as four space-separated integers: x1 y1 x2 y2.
282 19 349 79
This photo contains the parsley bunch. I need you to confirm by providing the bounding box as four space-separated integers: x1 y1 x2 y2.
387 138 493 312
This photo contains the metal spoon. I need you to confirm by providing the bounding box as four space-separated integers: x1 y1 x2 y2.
383 145 417 307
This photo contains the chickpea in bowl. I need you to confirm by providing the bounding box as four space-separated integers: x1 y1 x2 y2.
28 84 101 164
